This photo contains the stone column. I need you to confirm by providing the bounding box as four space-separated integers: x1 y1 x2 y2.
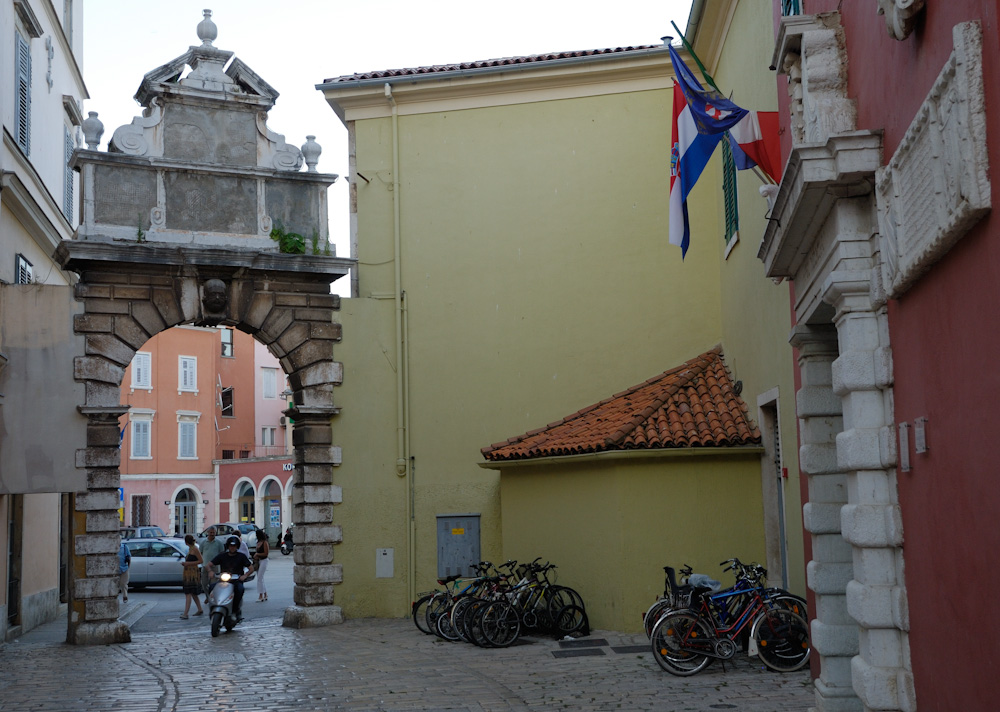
68 408 131 645
282 407 344 628
827 282 913 712
790 324 860 712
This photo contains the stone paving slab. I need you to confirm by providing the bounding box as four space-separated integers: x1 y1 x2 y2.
0 618 815 711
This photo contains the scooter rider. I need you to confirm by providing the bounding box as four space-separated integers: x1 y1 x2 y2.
208 536 254 618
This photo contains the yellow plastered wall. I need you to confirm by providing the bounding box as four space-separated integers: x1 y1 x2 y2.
702 0 806 597
333 86 729 617
498 452 767 633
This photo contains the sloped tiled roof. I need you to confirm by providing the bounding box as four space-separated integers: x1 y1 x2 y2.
323 44 663 84
481 347 760 462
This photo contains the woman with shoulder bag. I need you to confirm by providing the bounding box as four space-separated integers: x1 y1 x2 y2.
254 529 269 602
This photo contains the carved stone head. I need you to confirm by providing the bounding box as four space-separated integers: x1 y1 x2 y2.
202 279 228 314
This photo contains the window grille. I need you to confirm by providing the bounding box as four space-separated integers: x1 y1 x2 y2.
222 449 235 460
131 495 151 526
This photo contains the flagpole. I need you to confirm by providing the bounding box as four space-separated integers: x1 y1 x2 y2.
670 21 720 92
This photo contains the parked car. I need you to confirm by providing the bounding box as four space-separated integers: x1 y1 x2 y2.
197 522 261 553
124 537 189 589
120 525 166 539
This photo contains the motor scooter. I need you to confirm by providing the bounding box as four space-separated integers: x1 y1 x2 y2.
208 572 242 637
280 529 294 555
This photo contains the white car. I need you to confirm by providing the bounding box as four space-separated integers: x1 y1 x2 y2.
197 522 261 553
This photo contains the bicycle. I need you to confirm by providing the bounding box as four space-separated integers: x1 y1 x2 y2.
650 581 810 676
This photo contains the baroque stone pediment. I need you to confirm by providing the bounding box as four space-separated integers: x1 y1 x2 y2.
72 10 337 251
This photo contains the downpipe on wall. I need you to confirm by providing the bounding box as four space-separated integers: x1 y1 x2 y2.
385 83 415 607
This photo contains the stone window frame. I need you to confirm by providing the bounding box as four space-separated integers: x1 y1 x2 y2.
176 410 200 460
129 409 155 460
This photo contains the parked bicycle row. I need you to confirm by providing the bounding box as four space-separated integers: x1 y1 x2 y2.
644 558 810 676
411 558 589 648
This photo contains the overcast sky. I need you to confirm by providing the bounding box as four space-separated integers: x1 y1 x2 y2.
82 0 691 269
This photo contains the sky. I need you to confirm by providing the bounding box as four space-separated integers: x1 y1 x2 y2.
82 1 692 273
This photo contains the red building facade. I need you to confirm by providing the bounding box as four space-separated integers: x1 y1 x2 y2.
762 2 998 710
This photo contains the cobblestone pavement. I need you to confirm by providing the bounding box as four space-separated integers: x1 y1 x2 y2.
0 616 814 711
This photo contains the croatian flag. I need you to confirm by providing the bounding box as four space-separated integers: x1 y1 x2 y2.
670 80 723 257
669 45 747 135
727 110 783 184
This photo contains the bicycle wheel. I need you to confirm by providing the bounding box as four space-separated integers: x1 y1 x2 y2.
643 598 674 639
425 593 451 637
481 601 521 648
546 586 584 629
770 593 808 619
450 597 479 643
435 602 462 641
752 607 810 672
650 610 713 676
466 599 491 647
412 593 435 634
553 604 587 635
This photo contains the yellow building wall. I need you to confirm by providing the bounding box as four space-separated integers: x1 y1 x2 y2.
498 453 766 633
702 0 806 597
21 493 60 596
333 87 729 617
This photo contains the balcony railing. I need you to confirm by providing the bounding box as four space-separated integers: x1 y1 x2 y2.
782 0 803 15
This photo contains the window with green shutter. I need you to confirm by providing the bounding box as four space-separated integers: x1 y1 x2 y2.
64 126 74 223
722 137 739 245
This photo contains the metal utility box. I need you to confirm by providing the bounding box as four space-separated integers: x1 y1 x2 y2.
436 514 481 578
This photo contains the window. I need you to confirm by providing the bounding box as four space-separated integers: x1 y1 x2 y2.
262 427 276 447
722 138 739 247
14 254 33 284
220 387 234 417
14 30 31 156
177 412 200 459
178 356 197 393
220 327 234 357
261 368 277 399
131 418 151 459
62 0 73 41
130 494 151 526
63 126 74 223
222 449 234 460
132 352 152 390
239 450 250 459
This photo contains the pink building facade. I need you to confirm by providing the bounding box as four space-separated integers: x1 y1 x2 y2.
120 327 291 538
762 2 998 710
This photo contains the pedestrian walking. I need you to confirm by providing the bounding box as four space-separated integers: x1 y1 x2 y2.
118 539 131 602
180 534 204 619
199 527 224 604
254 529 269 601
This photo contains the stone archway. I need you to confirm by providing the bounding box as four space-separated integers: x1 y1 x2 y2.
52 12 352 644
55 244 349 644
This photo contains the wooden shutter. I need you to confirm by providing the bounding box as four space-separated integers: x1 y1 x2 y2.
132 420 150 458
64 127 74 222
133 353 151 388
180 357 196 390
14 31 31 155
721 139 739 243
179 421 196 458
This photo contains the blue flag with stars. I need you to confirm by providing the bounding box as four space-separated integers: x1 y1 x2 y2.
668 45 747 135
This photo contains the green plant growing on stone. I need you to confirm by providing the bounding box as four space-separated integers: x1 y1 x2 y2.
270 222 306 254
137 215 146 243
310 230 320 255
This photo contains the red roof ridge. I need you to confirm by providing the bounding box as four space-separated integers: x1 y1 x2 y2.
481 346 758 462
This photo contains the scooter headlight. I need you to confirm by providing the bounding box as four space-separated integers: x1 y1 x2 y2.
220 572 232 582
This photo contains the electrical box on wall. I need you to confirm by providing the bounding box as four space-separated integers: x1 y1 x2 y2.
376 548 394 578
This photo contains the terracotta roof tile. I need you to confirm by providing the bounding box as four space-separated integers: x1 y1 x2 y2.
323 44 663 84
481 347 761 462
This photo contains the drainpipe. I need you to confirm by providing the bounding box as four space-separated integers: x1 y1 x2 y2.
384 83 415 606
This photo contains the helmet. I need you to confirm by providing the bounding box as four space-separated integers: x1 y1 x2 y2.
226 536 241 548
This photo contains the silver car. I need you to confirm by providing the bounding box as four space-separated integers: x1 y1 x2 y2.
125 538 189 589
